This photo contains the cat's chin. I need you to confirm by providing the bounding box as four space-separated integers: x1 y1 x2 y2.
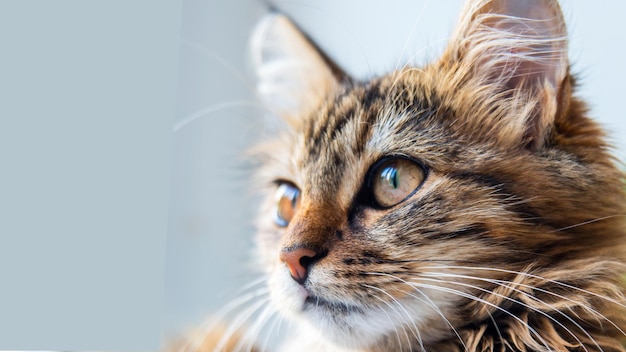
268 268 430 350
296 299 400 349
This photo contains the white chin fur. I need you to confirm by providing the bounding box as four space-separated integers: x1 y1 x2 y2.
268 267 309 317
269 266 441 350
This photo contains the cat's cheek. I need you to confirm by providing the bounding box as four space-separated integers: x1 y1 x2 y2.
268 265 308 316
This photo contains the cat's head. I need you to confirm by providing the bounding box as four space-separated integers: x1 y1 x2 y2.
249 0 626 349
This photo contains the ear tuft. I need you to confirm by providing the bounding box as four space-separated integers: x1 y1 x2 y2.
445 0 568 148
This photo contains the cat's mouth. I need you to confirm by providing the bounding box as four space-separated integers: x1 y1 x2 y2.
303 294 364 314
299 291 408 349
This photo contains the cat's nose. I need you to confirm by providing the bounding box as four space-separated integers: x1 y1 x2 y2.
280 247 318 284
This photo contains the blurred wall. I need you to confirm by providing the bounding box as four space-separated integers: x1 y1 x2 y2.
164 0 626 342
163 0 263 338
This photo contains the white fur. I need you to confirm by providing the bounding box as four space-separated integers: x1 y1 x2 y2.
268 259 452 350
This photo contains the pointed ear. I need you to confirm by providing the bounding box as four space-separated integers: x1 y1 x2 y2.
250 14 346 123
446 0 568 148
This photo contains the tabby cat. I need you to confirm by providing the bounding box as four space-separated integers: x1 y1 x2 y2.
185 0 626 350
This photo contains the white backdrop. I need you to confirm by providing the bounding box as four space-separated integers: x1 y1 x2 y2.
163 0 626 342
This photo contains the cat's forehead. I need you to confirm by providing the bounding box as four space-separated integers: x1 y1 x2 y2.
292 73 457 199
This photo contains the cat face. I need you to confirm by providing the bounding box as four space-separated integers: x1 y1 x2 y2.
249 0 626 349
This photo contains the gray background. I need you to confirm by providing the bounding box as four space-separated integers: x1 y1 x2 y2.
0 0 181 349
165 0 626 346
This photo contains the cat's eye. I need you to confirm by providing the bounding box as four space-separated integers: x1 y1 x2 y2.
370 157 426 208
274 183 301 227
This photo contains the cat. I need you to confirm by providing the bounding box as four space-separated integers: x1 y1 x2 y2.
182 0 626 350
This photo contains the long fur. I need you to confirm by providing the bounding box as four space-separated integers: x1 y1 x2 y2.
179 0 626 351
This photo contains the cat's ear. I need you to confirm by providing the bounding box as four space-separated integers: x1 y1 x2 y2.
445 0 568 149
250 13 345 123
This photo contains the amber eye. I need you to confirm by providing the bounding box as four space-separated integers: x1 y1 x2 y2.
274 183 301 227
370 158 426 208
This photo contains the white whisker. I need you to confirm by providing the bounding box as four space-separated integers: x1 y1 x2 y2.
408 281 553 351
393 0 432 73
548 214 626 233
237 301 276 352
415 274 596 351
182 279 268 352
365 271 469 351
421 264 626 309
268 1 373 78
190 285 268 345
174 100 265 132
362 283 425 351
214 296 270 352
361 285 408 352
260 310 284 352
181 39 256 94
427 270 626 339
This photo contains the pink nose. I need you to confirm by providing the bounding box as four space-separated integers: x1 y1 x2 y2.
279 247 317 284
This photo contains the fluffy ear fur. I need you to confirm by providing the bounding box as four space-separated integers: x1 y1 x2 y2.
443 0 568 149
250 14 346 125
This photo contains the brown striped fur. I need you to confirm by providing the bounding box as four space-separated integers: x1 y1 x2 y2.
183 0 626 351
